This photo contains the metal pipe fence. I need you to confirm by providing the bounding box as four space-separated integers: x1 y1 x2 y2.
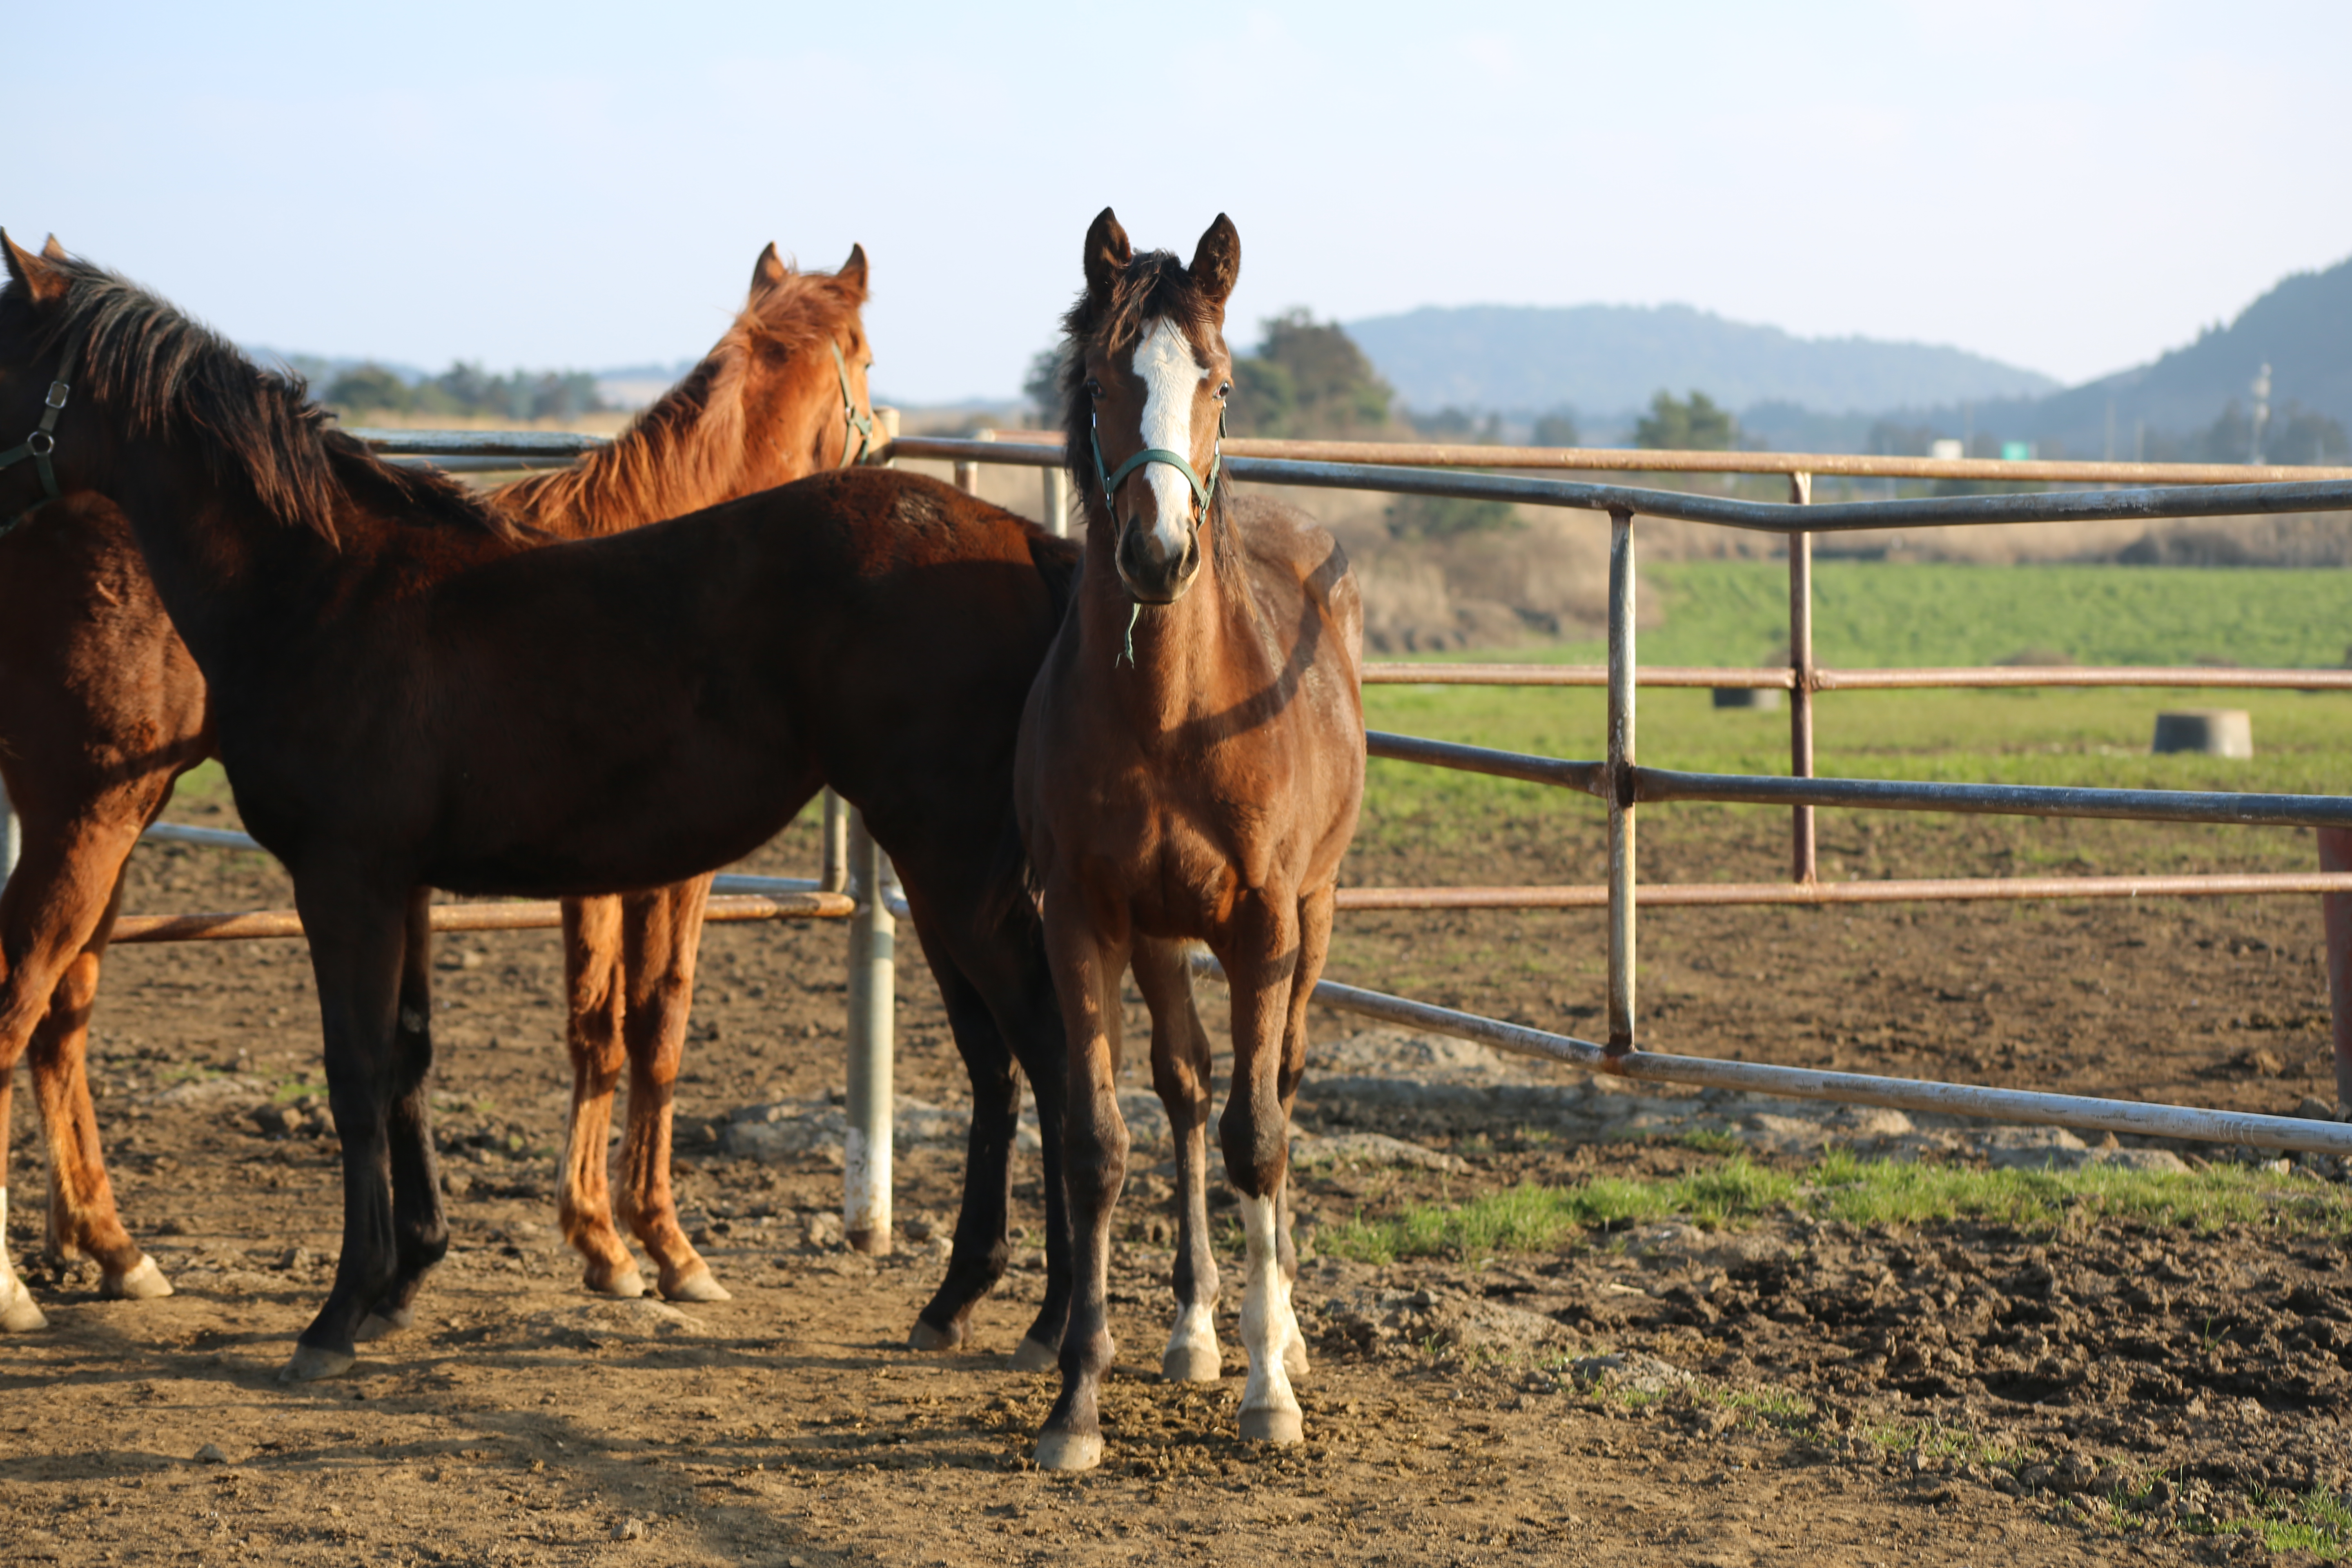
70 427 2352 1255
919 428 2352 1145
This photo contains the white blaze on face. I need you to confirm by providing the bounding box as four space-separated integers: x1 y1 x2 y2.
1132 318 1206 558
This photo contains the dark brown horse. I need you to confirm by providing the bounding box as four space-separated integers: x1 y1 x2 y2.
1015 211 1365 1470
0 235 1074 1377
0 241 882 1329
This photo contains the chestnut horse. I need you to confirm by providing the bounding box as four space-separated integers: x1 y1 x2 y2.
1015 211 1364 1470
0 236 1074 1378
0 241 881 1331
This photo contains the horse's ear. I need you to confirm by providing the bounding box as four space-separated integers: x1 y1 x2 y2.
750 242 789 298
837 243 869 298
1188 214 1241 311
1082 207 1131 305
1 230 69 307
40 235 68 261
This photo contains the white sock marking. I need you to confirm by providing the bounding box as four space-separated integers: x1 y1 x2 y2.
1133 319 1205 560
1238 1192 1299 1421
0 1186 47 1330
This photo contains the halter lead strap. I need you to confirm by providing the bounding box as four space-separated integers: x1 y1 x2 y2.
0 330 80 539
830 339 878 468
1090 401 1226 517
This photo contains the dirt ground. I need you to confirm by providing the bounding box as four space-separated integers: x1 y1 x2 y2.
3 797 2349 1566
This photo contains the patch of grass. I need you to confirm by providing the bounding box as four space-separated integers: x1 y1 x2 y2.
1318 1154 2352 1265
2201 1487 2352 1559
1857 1418 2039 1470
1677 1128 1744 1156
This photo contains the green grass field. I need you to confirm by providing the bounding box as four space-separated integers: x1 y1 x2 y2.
1363 563 2352 856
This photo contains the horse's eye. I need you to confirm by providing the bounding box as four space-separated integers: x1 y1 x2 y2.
1085 378 1104 400
1217 381 1232 399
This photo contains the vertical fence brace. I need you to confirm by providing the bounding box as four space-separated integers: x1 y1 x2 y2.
820 791 849 894
1606 508 1637 1054
2321 829 2352 1112
843 809 895 1254
1042 463 1071 539
1787 473 1817 884
954 428 992 494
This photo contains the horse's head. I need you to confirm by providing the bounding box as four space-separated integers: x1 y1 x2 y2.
732 241 878 488
1065 209 1240 605
0 232 120 526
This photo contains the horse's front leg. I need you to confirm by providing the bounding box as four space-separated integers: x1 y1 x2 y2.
1130 936 1222 1382
11 817 172 1315
1216 891 1307 1446
615 878 726 1302
556 895 645 1298
355 889 449 1340
1034 888 1130 1474
279 875 413 1382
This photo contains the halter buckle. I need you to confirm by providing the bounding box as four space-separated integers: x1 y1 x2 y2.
44 381 69 411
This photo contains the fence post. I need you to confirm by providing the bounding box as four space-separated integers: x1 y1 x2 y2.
1787 473 1817 884
1606 507 1637 1054
955 428 992 494
874 405 900 461
843 809 895 1253
820 791 849 893
1042 463 1071 538
0 773 18 890
2321 830 2352 1112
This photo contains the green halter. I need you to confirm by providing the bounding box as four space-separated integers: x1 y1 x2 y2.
1090 400 1225 519
830 339 878 467
0 330 79 539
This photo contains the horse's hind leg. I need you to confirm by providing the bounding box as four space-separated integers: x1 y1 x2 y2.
357 889 450 1340
0 804 167 1329
616 879 726 1303
557 894 646 1298
1130 937 1222 1383
282 875 418 1382
906 934 1018 1354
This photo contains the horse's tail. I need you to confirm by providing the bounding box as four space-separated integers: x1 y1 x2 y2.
977 526 1082 937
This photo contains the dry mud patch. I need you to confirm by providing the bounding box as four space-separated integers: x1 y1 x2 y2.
1 806 2348 1562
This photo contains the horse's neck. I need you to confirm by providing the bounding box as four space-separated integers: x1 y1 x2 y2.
1082 522 1272 738
490 367 750 539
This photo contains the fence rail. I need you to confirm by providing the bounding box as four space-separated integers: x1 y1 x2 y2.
27 425 2346 1256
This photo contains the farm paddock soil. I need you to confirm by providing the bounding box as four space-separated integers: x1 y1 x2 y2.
4 808 2349 1566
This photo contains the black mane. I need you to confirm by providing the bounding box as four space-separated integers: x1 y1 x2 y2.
8 254 515 544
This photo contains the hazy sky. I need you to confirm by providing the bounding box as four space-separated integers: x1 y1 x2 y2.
15 1 2350 405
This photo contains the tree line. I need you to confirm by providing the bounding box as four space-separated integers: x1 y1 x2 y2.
323 361 608 423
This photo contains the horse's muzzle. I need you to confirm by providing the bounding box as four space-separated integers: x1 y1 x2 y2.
1115 514 1201 604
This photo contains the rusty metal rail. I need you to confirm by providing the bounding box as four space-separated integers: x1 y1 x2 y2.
114 891 854 945
1363 663 2352 691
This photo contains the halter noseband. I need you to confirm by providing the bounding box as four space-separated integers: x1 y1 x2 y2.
1089 400 1225 521
830 339 879 468
0 330 79 538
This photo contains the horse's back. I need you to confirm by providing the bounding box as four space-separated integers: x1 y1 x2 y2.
1227 495 1363 676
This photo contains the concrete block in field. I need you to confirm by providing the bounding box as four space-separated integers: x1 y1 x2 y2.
2152 708 2253 758
1712 686 1783 710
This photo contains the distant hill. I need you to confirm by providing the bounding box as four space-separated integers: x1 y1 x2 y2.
1343 303 2060 421
2019 255 2352 456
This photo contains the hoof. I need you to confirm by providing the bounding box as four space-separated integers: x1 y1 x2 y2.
278 1344 356 1383
1008 1335 1059 1373
1162 1339 1223 1383
0 1289 49 1333
1239 1406 1304 1446
587 1265 649 1300
1033 1429 1103 1473
662 1269 731 1304
104 1256 175 1302
907 1318 963 1354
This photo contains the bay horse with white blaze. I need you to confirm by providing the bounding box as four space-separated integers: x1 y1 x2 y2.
0 234 1075 1377
1016 210 1365 1470
0 240 884 1330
